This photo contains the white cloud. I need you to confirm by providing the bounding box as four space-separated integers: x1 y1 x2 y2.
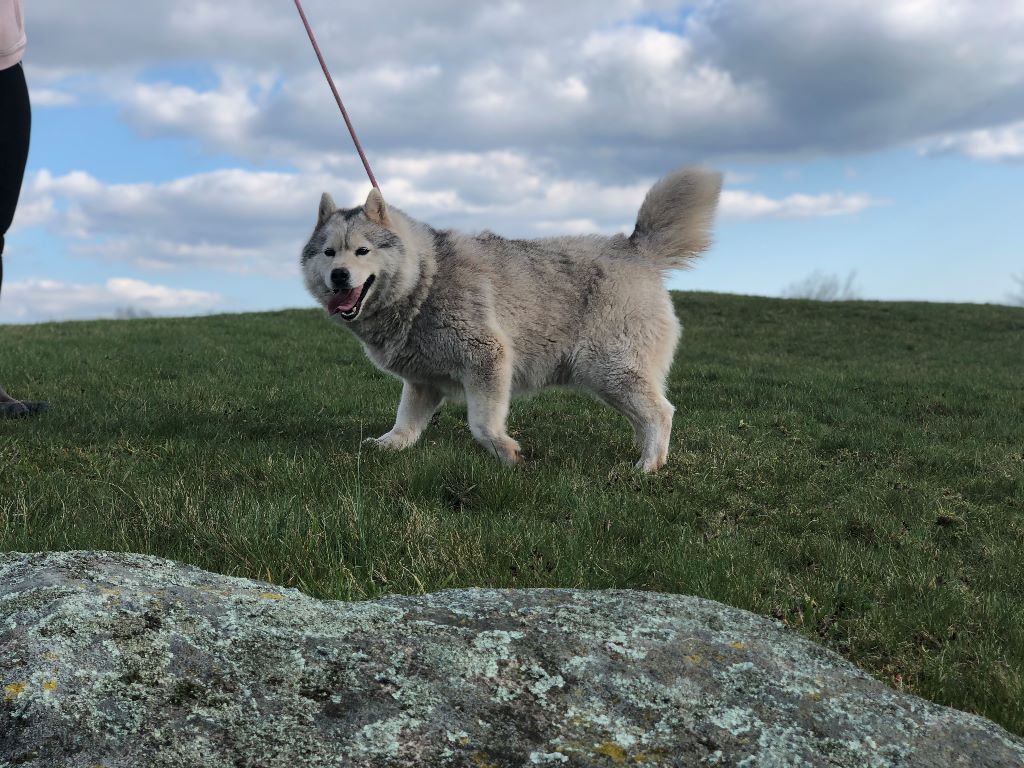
121 74 266 144
30 88 77 107
21 0 1024 168
723 171 756 185
0 278 221 323
687 0 1024 159
924 120 1024 161
8 196 56 232
721 190 883 219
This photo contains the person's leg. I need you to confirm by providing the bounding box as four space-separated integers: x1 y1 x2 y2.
0 245 27 412
0 62 31 286
0 249 19 406
0 62 45 418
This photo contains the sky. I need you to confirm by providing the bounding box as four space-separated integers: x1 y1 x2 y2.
2 0 1023 323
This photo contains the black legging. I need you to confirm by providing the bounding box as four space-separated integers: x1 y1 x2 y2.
0 62 32 299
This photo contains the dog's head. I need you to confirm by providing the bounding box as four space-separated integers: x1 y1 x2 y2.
301 189 407 322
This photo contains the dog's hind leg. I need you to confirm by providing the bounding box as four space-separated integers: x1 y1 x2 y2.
367 380 444 451
464 347 521 466
592 372 675 473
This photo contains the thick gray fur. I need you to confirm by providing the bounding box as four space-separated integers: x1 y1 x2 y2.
301 167 722 471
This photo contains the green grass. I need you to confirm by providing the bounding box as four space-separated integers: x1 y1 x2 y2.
2 292 1023 734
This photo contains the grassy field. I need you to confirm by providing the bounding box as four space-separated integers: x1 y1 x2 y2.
1 292 1022 734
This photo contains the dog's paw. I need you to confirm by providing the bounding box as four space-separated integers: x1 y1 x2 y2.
364 430 416 451
635 456 666 473
0 401 29 419
495 436 524 466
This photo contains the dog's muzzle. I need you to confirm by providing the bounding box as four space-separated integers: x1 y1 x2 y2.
328 275 375 320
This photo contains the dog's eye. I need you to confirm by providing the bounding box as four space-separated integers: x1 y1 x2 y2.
355 247 370 256
324 247 335 257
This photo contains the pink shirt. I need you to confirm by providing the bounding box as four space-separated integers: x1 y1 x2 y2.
0 0 26 70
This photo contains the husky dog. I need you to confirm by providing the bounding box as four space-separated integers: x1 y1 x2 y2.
301 167 721 471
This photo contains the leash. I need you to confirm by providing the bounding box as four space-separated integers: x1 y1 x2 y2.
292 0 380 190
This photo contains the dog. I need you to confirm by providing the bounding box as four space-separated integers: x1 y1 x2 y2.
301 167 722 471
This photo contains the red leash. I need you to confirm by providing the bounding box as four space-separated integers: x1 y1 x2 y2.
292 0 380 190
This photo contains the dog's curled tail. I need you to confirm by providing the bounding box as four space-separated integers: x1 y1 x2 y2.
630 167 723 270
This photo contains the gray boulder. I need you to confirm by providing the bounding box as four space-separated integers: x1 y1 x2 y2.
1 550 1021 767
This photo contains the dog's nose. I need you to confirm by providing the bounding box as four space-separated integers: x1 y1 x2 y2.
330 267 350 289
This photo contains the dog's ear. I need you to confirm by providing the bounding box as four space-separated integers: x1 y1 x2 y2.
318 192 336 228
364 188 391 228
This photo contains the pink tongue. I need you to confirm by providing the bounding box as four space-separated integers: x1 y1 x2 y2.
328 285 361 315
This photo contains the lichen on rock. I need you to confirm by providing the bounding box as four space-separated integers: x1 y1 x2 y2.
1 550 1022 767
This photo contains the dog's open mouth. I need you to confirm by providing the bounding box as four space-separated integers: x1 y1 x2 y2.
328 275 375 320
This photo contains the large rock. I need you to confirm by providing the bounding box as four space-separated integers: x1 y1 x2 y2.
1 551 1021 767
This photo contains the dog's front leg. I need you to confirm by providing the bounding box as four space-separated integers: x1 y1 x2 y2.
464 350 521 466
366 380 443 451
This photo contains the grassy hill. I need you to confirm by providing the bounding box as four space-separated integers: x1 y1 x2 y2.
2 292 1022 734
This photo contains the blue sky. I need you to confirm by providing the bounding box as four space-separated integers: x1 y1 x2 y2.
3 0 1022 322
